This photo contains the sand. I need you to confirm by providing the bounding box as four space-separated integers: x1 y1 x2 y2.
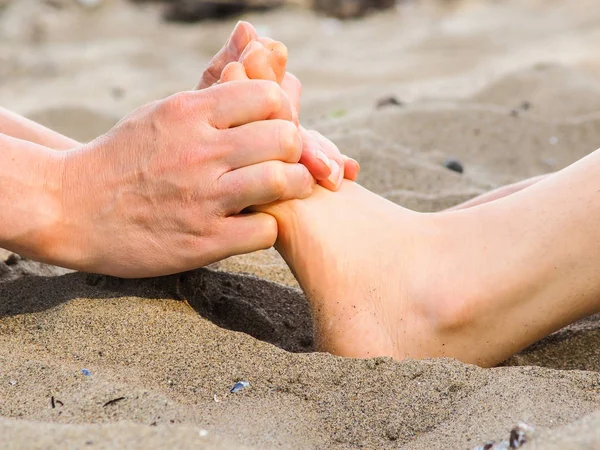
1 0 600 448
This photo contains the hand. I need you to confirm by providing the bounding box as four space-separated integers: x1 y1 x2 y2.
195 21 259 90
53 81 314 278
197 22 360 190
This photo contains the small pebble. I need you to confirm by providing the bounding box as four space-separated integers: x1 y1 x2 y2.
510 101 531 117
473 422 535 450
443 158 464 174
213 394 220 403
81 369 91 376
520 101 531 110
5 254 20 265
376 96 404 109
9 380 17 386
85 274 103 286
474 441 509 450
230 381 250 393
111 86 125 99
198 429 209 437
509 422 535 449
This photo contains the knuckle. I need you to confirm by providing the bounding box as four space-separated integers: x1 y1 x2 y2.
160 91 193 118
300 165 315 194
277 121 302 162
261 81 283 112
223 172 244 199
263 162 287 198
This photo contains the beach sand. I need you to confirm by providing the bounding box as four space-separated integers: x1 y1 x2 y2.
1 0 600 448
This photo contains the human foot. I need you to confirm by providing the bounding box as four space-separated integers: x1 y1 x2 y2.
258 182 462 362
261 162 600 367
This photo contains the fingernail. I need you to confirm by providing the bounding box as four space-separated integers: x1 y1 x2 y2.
327 160 341 187
315 150 332 171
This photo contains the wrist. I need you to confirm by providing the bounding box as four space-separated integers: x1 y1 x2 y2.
42 144 100 271
0 135 66 264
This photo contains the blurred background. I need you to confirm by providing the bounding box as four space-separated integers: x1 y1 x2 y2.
1 0 473 141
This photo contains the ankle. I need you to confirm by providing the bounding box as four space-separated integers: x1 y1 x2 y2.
405 213 479 339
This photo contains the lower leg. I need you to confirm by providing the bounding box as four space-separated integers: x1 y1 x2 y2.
446 173 551 211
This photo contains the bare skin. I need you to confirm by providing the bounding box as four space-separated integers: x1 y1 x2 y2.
1 80 316 277
0 21 359 188
0 106 78 150
263 153 600 368
447 173 551 211
0 23 361 278
225 38 600 368
223 30 540 212
198 21 360 189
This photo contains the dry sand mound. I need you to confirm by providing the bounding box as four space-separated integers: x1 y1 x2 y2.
1 0 600 448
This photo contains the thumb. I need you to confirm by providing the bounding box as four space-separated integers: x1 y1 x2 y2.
196 21 258 89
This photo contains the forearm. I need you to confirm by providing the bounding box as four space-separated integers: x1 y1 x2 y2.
0 107 79 150
0 133 64 261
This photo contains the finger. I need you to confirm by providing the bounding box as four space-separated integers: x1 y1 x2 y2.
214 212 277 257
311 130 345 191
343 156 360 181
218 161 314 214
256 37 288 84
240 41 278 82
298 126 332 181
239 41 296 121
256 36 277 48
281 72 302 115
297 127 345 191
219 61 249 83
203 80 294 129
220 119 302 170
311 129 343 165
196 21 257 89
317 162 343 191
